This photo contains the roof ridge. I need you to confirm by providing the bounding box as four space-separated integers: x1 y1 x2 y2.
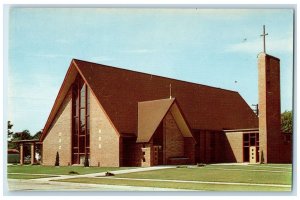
138 98 175 104
73 58 239 94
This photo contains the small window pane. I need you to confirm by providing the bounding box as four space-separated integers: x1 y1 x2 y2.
76 97 79 116
244 147 249 162
80 109 85 121
250 137 255 146
79 137 85 153
86 116 90 131
80 84 86 108
72 154 78 164
73 135 78 147
86 134 90 147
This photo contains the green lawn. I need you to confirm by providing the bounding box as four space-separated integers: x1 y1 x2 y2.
208 164 292 171
8 164 292 191
7 165 132 175
58 177 291 191
8 174 58 179
57 164 292 191
116 165 292 185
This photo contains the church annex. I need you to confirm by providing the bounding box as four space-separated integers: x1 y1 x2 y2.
39 53 292 167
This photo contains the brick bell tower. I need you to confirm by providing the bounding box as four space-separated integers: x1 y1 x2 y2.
258 26 281 163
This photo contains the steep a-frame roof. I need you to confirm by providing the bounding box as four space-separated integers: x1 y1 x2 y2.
41 59 258 141
137 98 175 143
137 98 195 143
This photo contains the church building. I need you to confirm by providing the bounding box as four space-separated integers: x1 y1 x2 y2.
39 53 292 167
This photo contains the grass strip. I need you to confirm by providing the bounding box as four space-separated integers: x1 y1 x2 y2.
8 174 58 179
116 168 292 185
56 177 291 192
7 165 132 175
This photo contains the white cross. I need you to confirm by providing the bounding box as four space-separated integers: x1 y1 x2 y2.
260 25 268 53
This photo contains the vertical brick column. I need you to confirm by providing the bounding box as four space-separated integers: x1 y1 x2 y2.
141 143 153 167
19 143 24 165
30 143 35 164
258 53 281 163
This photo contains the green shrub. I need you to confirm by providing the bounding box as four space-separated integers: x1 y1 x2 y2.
7 154 20 163
197 163 206 167
55 152 59 166
84 155 89 167
260 151 265 164
69 171 79 175
105 172 114 176
176 165 188 168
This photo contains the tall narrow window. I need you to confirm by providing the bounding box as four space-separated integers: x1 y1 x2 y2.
243 134 250 162
71 76 90 164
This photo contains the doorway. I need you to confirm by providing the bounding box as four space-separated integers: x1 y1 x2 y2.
243 132 259 163
153 145 163 165
249 146 256 164
152 122 164 166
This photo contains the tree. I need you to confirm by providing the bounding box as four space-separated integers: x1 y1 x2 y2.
7 126 43 162
260 150 265 164
55 152 60 166
281 111 292 133
7 121 13 139
8 121 16 150
9 130 32 157
32 131 42 140
10 130 32 142
8 128 31 150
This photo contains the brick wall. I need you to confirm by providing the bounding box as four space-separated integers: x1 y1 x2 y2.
184 137 195 164
128 143 143 167
258 54 282 163
197 131 206 163
164 112 185 164
195 130 226 164
141 143 153 167
42 91 72 166
223 132 243 163
89 89 120 167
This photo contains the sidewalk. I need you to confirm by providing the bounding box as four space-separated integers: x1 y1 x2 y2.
31 166 176 181
8 179 194 191
95 177 290 188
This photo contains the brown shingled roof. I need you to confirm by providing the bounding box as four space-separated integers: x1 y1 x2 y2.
41 59 258 140
137 98 175 143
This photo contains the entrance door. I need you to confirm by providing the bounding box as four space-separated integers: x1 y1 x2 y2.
153 145 163 165
153 146 159 166
249 146 256 164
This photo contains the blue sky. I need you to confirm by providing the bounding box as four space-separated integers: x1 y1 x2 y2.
8 8 294 134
